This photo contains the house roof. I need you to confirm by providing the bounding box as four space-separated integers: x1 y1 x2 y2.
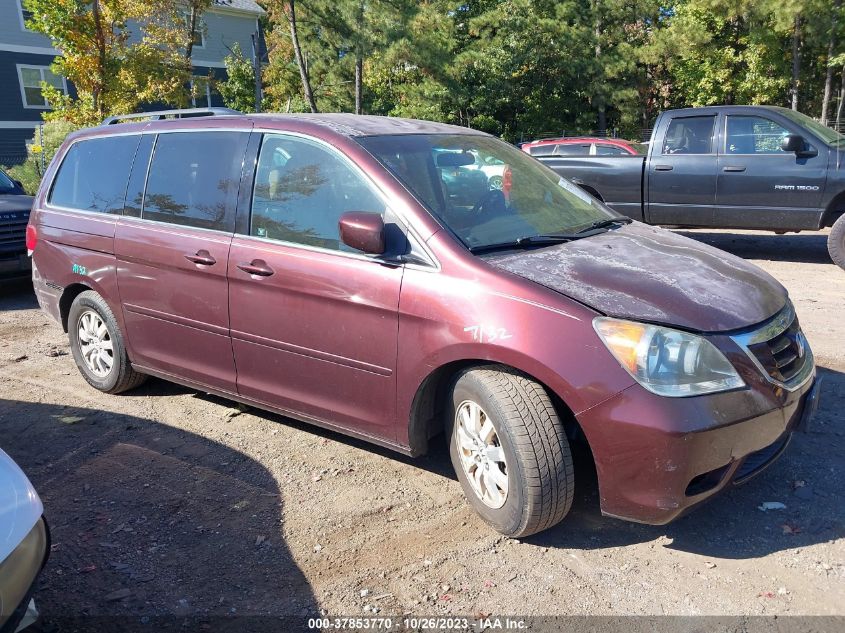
211 0 265 16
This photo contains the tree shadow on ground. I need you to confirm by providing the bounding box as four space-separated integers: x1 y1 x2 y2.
675 230 833 265
0 399 317 632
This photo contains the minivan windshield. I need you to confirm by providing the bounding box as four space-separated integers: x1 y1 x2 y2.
358 134 618 250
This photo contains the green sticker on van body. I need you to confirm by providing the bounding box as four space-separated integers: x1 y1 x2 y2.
72 264 87 275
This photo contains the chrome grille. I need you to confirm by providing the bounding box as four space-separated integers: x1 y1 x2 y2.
0 211 29 249
731 303 814 391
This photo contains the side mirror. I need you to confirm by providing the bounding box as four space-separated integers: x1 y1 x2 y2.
781 134 805 153
339 211 385 255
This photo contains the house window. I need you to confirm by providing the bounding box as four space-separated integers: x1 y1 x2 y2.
17 65 67 109
17 0 34 31
185 12 205 48
191 77 212 108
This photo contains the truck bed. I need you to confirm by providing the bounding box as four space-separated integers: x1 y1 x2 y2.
536 155 645 220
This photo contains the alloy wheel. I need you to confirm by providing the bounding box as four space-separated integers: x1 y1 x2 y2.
77 310 114 378
455 399 509 509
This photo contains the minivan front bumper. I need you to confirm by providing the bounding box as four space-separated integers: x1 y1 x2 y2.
577 374 818 525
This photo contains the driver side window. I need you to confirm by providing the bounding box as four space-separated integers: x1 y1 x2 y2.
250 135 386 251
725 116 790 154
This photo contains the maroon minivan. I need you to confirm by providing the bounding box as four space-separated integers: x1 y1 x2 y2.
27 109 819 537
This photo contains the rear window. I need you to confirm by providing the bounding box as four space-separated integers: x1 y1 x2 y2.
50 135 140 213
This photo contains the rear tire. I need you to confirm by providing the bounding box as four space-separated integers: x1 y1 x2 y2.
447 365 574 537
829 214 845 270
68 290 146 394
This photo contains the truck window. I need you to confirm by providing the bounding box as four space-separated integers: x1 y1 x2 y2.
662 116 715 155
725 116 790 154
49 135 140 214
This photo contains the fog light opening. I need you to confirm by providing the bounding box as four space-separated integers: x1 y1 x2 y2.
685 463 730 497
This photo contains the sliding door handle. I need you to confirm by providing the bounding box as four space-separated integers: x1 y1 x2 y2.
237 260 275 277
184 250 216 266
722 165 747 172
653 164 674 171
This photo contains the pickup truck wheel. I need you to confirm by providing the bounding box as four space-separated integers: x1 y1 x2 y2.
68 290 146 394
829 214 845 270
447 365 574 537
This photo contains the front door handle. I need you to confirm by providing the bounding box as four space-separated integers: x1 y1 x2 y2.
653 164 674 171
722 165 747 172
184 250 216 266
237 259 275 277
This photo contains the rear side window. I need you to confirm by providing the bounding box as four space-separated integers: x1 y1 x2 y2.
596 144 628 156
556 144 592 156
142 132 249 232
662 116 716 155
49 135 140 213
528 145 558 156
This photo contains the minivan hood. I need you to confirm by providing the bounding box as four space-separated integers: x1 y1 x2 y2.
0 447 43 563
0 194 34 214
483 223 787 332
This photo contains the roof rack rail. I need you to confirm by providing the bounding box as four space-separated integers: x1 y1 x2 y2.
102 107 242 126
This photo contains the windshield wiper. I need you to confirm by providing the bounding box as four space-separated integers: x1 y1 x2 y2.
469 234 580 254
469 217 633 254
574 216 633 234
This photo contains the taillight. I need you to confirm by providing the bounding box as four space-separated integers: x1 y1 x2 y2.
26 224 37 251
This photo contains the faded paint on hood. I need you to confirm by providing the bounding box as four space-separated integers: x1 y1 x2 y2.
482 223 787 332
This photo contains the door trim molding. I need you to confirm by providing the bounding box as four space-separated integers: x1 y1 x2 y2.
231 329 393 377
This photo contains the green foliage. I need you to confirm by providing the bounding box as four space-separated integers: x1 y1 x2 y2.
219 43 257 112
20 0 845 140
3 121 80 194
23 0 201 125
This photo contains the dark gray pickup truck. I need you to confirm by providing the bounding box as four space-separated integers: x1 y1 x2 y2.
536 105 845 269
0 169 33 281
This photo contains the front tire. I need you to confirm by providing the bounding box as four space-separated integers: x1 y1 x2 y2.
447 365 574 537
829 214 845 270
68 290 146 394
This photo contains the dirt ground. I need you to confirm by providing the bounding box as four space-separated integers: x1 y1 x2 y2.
1 228 843 627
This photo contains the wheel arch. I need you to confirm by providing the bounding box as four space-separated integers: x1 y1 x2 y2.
577 184 604 202
407 359 588 457
822 190 845 227
59 282 94 332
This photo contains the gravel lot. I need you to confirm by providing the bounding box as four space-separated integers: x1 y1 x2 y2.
1 229 843 627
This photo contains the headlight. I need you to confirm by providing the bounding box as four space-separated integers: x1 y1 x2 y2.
593 317 745 397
